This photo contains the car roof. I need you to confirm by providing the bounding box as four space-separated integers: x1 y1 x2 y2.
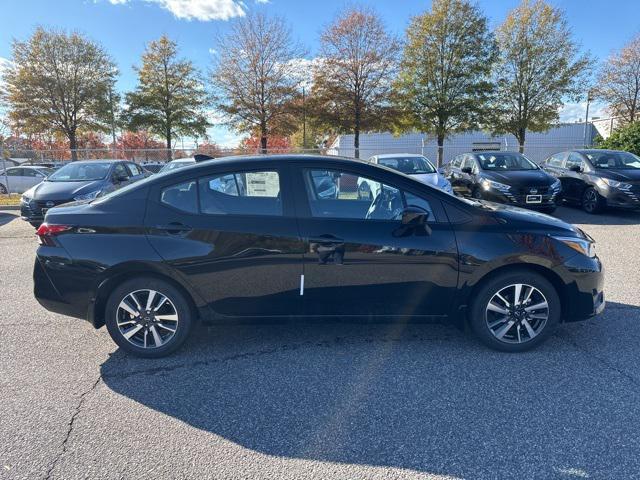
59 159 124 165
374 153 427 159
575 149 629 154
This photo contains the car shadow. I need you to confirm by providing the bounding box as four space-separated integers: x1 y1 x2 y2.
0 212 18 227
554 205 640 226
100 302 640 478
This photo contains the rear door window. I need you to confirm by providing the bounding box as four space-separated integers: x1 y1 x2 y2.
199 171 281 216
161 181 198 214
547 153 566 168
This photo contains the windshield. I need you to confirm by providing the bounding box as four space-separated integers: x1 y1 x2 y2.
585 151 640 170
160 160 194 173
477 153 538 171
47 162 111 182
378 156 436 174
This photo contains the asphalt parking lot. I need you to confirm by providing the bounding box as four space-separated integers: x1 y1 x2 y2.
1 207 640 480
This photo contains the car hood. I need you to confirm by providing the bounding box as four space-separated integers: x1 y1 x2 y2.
410 172 451 190
595 169 640 182
481 169 554 187
31 179 104 201
476 200 582 236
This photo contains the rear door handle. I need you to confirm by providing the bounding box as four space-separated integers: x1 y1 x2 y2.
156 223 192 234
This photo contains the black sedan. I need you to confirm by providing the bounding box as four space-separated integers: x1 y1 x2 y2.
21 160 148 227
442 151 561 212
33 155 604 357
541 149 640 214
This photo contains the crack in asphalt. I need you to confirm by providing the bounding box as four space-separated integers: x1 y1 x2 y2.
101 333 458 381
43 375 102 480
555 329 640 388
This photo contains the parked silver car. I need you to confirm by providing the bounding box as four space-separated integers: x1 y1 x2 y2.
0 166 54 194
362 154 454 196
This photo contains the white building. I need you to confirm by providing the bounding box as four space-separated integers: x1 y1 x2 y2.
328 122 599 164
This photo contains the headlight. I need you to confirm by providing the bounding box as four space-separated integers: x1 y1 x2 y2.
551 179 561 190
552 235 596 258
481 179 511 192
73 190 102 201
601 178 631 190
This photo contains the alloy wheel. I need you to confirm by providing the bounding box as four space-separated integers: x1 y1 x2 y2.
583 189 598 213
116 289 179 349
484 283 549 344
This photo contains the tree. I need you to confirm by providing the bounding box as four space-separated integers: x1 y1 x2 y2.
597 121 640 156
240 134 291 153
1 28 117 160
490 0 592 152
310 7 400 159
596 34 640 124
394 0 496 165
124 35 210 160
211 13 305 153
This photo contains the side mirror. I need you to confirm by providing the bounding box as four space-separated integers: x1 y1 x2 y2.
461 166 473 174
569 165 582 173
114 173 129 183
401 206 428 227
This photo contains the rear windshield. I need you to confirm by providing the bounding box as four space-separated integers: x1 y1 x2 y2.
477 153 538 171
585 151 640 170
47 162 111 182
377 156 436 174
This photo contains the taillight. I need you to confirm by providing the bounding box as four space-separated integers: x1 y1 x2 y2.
36 223 72 245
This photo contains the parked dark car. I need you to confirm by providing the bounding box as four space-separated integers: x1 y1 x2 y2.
34 155 603 357
21 160 148 228
541 149 640 214
442 151 561 212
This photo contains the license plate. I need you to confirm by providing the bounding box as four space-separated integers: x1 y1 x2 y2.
526 195 542 204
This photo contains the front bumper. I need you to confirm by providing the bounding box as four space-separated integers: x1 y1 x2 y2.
600 186 640 210
554 253 605 322
482 189 560 209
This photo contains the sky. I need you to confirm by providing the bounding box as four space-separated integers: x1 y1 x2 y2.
0 0 638 146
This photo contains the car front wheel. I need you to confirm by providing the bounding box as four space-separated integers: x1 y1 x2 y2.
469 270 560 352
105 277 193 357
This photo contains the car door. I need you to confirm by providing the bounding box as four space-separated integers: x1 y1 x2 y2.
144 164 305 317
459 155 478 196
22 168 46 191
2 168 24 193
563 152 588 202
292 163 459 318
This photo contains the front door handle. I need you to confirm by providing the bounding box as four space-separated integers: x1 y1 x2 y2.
156 223 192 235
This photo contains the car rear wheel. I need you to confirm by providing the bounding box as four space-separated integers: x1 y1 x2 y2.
0 184 7 194
582 187 605 214
105 277 193 358
469 270 560 352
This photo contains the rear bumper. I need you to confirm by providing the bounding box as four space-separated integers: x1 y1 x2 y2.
33 251 93 324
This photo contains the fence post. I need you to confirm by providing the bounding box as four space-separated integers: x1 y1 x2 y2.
1 138 9 195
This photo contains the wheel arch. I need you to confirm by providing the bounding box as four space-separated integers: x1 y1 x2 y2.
463 263 567 326
91 264 203 329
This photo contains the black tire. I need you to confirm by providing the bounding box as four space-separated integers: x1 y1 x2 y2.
105 277 194 358
471 187 483 200
469 270 560 352
0 184 7 194
582 186 605 214
29 221 42 229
